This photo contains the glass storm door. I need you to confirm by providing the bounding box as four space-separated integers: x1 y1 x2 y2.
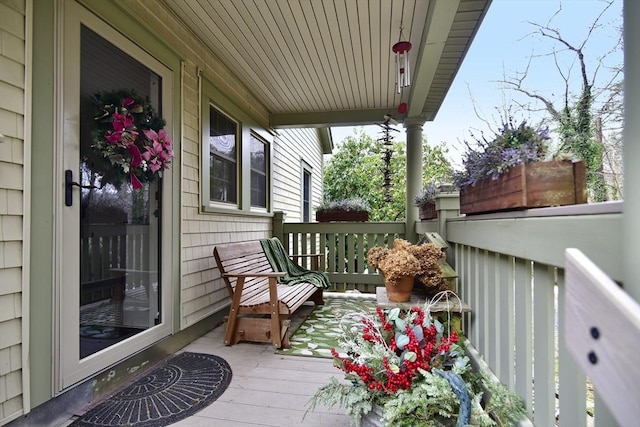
59 1 172 390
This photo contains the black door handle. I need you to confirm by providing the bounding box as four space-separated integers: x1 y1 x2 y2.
65 170 99 206
65 170 74 206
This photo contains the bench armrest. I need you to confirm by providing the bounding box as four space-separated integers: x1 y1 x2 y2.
291 253 321 270
222 272 286 278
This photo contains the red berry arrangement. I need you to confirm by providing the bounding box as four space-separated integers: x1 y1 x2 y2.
331 304 460 398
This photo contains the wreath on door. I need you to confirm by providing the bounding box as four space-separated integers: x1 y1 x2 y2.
89 89 174 189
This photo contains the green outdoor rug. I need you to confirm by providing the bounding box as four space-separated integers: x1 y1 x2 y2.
277 295 377 359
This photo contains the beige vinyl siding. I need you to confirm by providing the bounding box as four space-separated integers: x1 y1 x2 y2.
0 0 25 423
272 128 324 222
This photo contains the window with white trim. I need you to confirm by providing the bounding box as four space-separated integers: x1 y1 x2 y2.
209 106 238 204
302 163 312 222
250 133 268 208
201 77 272 213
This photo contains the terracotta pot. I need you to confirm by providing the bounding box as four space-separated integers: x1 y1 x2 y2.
460 159 587 215
383 274 415 302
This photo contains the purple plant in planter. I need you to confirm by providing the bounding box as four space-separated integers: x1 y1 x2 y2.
454 116 550 189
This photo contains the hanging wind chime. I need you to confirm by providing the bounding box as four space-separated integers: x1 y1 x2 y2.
392 26 412 115
378 26 412 203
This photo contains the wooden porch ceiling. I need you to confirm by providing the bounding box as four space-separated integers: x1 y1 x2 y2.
161 0 491 128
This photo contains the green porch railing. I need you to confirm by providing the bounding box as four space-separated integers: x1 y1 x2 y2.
277 220 406 292
275 197 626 426
273 192 460 293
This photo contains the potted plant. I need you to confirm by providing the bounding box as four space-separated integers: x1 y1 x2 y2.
306 302 527 426
414 182 438 220
367 239 449 302
315 197 370 222
413 182 457 220
454 116 586 215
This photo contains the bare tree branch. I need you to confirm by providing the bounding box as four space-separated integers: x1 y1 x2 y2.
496 0 621 201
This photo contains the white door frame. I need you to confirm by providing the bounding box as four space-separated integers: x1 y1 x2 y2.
55 0 174 391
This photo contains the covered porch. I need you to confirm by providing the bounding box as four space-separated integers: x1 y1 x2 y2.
113 196 628 426
71 196 629 426
6 0 637 425
80 1 638 426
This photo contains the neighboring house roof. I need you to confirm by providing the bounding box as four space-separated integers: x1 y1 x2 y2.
317 127 333 154
161 0 491 129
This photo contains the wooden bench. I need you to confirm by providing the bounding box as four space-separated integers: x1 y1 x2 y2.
213 240 325 348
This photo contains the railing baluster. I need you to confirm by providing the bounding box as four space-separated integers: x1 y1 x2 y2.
293 232 300 265
478 249 489 360
118 230 125 270
106 234 114 274
501 255 509 376
357 233 365 274
347 234 355 275
127 228 135 273
91 235 101 281
456 244 471 334
594 394 619 426
514 257 534 417
310 232 318 270
486 251 498 374
320 232 327 274
337 233 346 278
499 255 515 389
532 263 556 426
557 269 587 425
80 237 88 283
327 232 336 275
469 246 480 346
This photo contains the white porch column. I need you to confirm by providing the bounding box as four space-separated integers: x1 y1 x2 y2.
404 118 425 243
624 0 639 301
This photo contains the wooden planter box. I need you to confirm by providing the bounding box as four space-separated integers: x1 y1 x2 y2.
418 203 437 220
316 210 369 222
460 160 587 215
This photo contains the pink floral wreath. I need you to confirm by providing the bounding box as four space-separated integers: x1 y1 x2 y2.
91 90 173 189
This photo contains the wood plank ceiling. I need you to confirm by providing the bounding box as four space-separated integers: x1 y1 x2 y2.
161 0 491 128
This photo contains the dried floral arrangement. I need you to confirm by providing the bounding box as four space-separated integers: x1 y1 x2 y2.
307 300 527 426
367 239 449 294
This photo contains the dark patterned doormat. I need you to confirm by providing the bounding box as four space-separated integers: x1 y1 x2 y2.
71 352 232 426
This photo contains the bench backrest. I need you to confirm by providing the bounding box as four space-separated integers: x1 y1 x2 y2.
213 240 274 297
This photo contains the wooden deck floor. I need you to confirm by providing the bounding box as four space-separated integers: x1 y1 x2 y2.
170 324 352 427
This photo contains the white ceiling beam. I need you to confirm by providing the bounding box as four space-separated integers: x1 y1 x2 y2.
407 0 461 118
270 108 393 128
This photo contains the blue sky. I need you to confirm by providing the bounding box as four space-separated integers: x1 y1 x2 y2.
330 0 623 167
